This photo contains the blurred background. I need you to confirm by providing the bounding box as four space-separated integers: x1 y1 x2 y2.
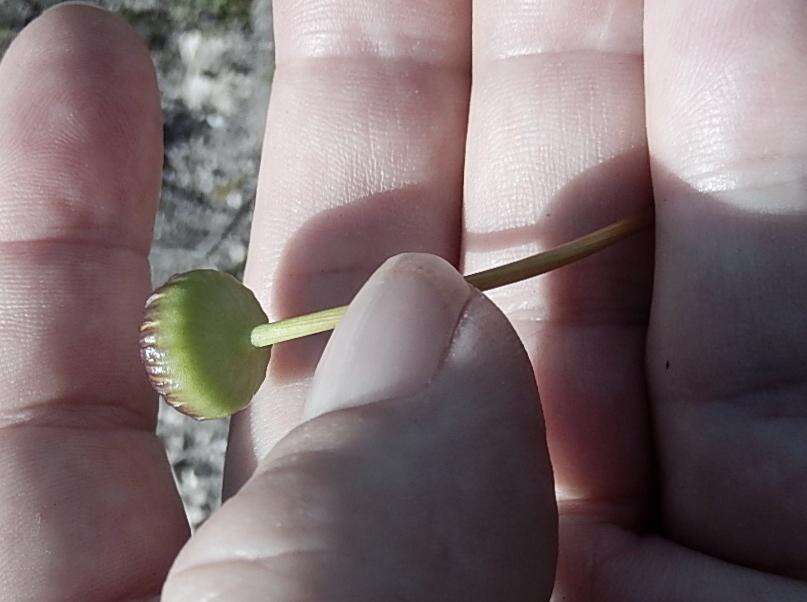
1 0 275 528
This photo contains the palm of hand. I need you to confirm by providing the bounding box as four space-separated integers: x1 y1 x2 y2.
0 2 805 601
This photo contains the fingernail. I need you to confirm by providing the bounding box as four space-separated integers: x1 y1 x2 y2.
304 253 472 419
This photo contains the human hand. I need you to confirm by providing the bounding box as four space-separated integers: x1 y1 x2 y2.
0 2 805 601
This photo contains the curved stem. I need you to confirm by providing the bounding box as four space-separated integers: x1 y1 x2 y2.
250 208 653 348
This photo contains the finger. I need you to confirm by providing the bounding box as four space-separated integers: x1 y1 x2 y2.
164 254 556 601
556 521 807 601
226 1 471 492
0 6 187 599
646 0 807 578
464 1 653 520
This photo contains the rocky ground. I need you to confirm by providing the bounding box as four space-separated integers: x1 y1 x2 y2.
1 0 274 528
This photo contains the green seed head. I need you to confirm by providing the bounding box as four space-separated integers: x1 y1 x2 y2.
139 270 270 420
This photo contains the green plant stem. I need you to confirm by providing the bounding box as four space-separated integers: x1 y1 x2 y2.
250 306 348 348
250 208 653 348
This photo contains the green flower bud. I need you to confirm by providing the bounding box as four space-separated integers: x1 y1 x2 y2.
139 270 269 420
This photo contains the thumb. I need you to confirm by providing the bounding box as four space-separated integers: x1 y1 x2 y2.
163 253 557 601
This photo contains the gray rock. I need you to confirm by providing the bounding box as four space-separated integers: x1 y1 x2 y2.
1 0 275 529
